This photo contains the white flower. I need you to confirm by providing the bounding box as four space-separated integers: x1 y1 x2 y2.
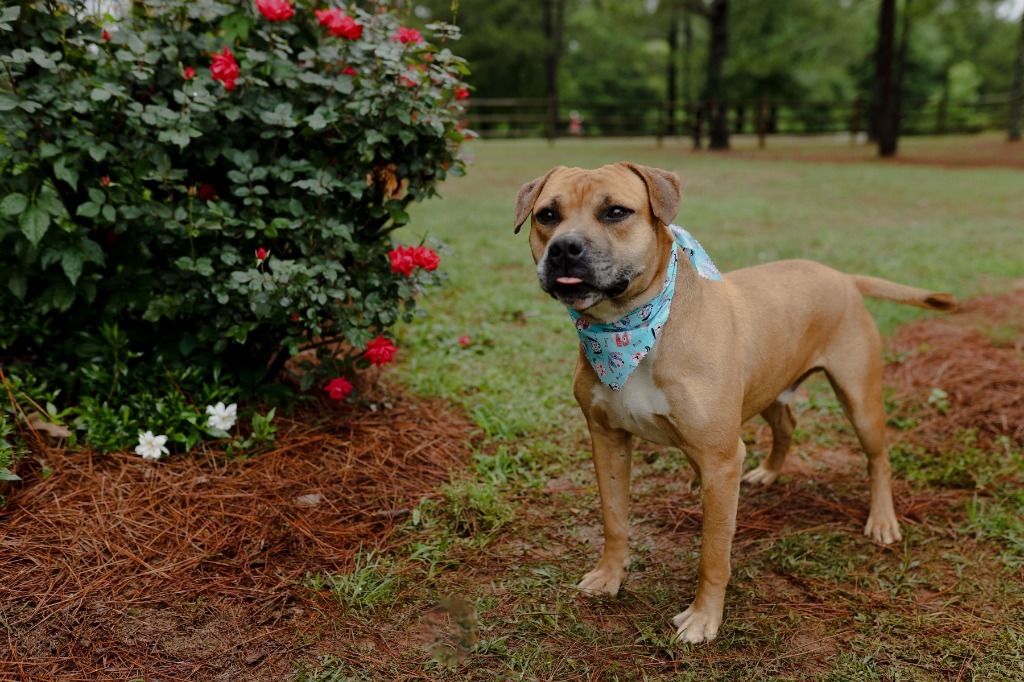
205 402 238 431
136 431 169 460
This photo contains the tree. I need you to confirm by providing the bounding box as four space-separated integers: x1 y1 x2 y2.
705 0 730 149
873 0 901 156
1010 10 1024 141
543 0 568 140
666 0 680 135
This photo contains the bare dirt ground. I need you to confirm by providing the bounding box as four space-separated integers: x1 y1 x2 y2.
716 133 1024 169
1 286 1022 680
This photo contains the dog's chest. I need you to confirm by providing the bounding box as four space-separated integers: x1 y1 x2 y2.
590 350 676 446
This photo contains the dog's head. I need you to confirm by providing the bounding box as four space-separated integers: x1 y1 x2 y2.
514 162 681 321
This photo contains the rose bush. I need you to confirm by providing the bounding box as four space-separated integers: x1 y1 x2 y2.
0 1 471 451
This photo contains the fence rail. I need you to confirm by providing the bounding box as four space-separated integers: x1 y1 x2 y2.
463 95 1014 141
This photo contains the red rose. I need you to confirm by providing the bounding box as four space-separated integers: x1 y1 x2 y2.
398 75 417 88
290 313 300 321
393 27 422 44
458 335 471 347
342 65 357 77
412 246 440 271
197 183 218 201
455 88 470 100
183 66 196 80
364 336 397 366
210 47 239 91
256 247 269 262
256 0 295 21
388 246 417 276
101 29 110 41
100 176 111 187
316 8 363 39
324 377 353 400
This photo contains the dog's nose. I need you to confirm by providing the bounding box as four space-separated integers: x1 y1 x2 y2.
548 236 587 267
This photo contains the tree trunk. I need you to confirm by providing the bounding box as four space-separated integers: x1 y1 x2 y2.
543 0 566 143
666 1 679 136
683 6 697 147
1010 11 1024 142
889 0 913 149
706 0 730 150
873 0 897 157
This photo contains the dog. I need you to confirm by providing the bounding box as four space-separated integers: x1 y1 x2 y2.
513 162 956 644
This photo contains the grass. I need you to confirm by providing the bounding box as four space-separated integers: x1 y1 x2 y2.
304 136 1024 680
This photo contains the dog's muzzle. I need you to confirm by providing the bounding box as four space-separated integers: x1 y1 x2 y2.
538 235 630 311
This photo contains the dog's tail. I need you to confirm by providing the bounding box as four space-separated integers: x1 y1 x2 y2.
851 275 957 311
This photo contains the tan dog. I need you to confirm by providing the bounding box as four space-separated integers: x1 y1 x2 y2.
514 163 956 644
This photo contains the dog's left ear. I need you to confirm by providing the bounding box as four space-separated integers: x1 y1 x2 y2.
619 162 682 227
514 166 565 234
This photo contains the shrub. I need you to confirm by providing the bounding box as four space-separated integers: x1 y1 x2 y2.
0 1 470 450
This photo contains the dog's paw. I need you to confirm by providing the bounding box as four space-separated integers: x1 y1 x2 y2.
671 605 721 644
864 515 902 545
577 563 626 596
741 465 779 486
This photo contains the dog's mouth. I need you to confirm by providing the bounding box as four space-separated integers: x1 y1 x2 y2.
546 274 631 311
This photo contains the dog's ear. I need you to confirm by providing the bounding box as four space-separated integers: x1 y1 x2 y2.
514 166 565 234
619 162 682 227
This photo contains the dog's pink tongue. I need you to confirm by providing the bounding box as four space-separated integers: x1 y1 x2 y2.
557 276 583 285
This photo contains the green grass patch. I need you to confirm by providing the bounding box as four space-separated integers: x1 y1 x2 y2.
298 138 1024 680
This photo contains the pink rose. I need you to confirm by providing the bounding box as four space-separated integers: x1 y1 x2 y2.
324 377 353 400
210 47 239 91
256 0 295 21
316 8 363 39
393 27 422 44
364 336 397 366
389 246 417 276
412 246 440 271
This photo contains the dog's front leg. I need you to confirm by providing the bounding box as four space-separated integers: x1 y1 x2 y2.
577 423 633 596
672 437 744 644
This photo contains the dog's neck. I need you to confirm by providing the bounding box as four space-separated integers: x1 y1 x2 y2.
579 226 677 325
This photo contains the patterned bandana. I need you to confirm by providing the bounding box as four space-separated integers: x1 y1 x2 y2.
567 225 722 391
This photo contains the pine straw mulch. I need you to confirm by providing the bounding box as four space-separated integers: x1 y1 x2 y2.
0 394 477 682
1 287 1022 681
884 283 1024 451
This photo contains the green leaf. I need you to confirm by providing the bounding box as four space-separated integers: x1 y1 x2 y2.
179 335 197 357
0 6 22 23
7 273 26 299
0 468 20 482
20 206 50 246
0 193 29 217
54 157 79 191
77 202 101 218
157 129 191 148
61 250 84 286
102 204 116 222
36 190 65 217
90 88 112 102
0 93 18 111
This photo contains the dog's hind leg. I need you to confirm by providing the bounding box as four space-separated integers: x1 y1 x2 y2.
823 331 902 545
742 399 797 486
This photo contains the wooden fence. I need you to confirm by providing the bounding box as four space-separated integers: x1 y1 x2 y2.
462 94 1014 141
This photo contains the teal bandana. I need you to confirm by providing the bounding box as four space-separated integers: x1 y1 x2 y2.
567 225 722 392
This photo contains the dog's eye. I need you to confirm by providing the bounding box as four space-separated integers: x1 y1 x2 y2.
604 206 633 222
536 208 559 225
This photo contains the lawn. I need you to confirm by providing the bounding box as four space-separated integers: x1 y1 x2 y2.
290 136 1024 680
